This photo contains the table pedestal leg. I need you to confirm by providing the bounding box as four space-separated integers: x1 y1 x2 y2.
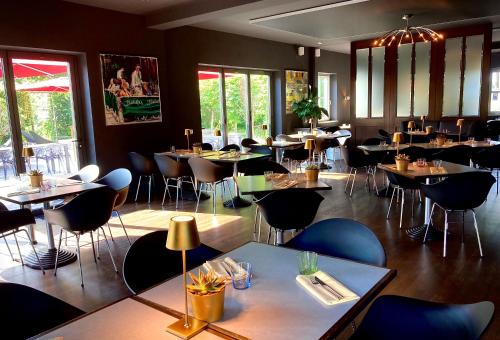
224 162 251 208
406 178 443 240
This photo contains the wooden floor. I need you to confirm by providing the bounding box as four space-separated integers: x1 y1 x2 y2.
1 167 499 339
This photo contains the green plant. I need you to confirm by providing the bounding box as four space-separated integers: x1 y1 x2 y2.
28 169 43 176
305 163 320 170
291 87 328 125
187 270 225 296
395 154 410 161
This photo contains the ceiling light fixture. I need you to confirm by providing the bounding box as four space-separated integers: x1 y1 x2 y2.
373 14 443 47
249 0 370 24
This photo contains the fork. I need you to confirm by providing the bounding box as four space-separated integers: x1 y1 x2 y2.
309 277 343 300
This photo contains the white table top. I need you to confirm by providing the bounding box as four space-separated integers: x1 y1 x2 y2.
33 298 222 340
139 242 395 340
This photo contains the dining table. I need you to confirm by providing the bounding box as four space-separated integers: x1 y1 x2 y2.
378 161 489 240
253 141 304 163
358 140 496 154
0 178 104 269
236 173 331 195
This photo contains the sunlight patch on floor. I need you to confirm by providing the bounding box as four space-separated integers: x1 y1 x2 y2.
319 172 349 180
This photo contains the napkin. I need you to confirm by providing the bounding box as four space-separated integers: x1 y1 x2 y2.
7 188 40 197
203 260 231 280
296 270 359 306
429 167 446 174
223 257 249 276
273 179 298 189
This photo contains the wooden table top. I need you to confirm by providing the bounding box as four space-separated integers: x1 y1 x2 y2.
158 150 268 163
359 141 495 153
0 179 104 205
255 141 304 148
138 242 396 340
377 161 487 180
236 174 331 195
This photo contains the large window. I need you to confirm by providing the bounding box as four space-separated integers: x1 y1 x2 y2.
490 69 500 113
0 51 82 183
317 73 331 121
198 67 271 147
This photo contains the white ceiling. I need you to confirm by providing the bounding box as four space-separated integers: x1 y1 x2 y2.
62 0 500 54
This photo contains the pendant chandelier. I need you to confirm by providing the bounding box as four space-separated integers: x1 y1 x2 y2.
373 14 443 47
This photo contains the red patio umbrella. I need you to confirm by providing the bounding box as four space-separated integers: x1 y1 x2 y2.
16 77 69 93
0 59 68 78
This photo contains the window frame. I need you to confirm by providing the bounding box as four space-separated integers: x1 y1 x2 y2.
317 72 332 121
489 67 500 115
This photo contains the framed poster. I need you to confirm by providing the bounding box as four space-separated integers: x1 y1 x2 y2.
285 70 308 114
100 54 162 125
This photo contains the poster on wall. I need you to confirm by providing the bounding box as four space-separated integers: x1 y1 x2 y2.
285 70 308 114
100 54 161 125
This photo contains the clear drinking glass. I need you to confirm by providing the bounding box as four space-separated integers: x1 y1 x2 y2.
433 159 442 168
264 171 273 181
170 145 176 153
230 262 252 290
297 251 318 275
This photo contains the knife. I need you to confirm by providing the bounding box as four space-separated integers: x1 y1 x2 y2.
314 276 344 300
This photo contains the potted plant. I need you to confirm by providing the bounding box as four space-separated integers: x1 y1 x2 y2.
395 154 410 172
28 169 43 187
304 163 320 181
187 270 226 323
291 87 328 133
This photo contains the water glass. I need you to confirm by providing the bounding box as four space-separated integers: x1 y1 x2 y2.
468 137 475 143
230 262 252 290
486 138 492 144
264 171 273 181
297 251 318 275
170 145 176 153
417 158 426 167
230 148 237 157
432 159 442 168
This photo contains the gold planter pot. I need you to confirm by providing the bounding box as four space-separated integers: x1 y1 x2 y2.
425 126 433 134
305 169 319 181
29 174 43 187
395 159 409 172
189 287 225 323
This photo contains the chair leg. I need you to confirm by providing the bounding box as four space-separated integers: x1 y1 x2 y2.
195 183 202 213
423 203 436 243
443 211 449 258
107 222 114 241
175 178 180 210
224 180 235 208
75 234 84 287
399 188 405 229
98 227 118 273
96 228 100 259
116 210 131 245
258 212 262 242
344 168 353 193
386 185 396 219
462 211 465 244
350 169 357 196
267 227 272 244
90 230 97 263
148 175 152 204
20 229 45 274
161 177 169 205
253 206 259 235
13 233 24 266
2 233 15 261
54 229 63 276
411 190 415 218
134 175 142 202
471 210 483 257
213 184 217 215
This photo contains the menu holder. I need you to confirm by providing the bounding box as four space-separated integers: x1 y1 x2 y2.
296 270 359 306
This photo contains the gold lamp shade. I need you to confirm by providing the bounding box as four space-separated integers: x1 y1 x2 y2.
392 132 403 143
184 129 193 136
261 124 268 130
304 139 315 150
213 128 221 137
166 215 200 251
407 121 416 130
456 119 464 127
21 147 34 158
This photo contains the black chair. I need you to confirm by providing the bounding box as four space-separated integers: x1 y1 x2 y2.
241 138 258 148
201 143 213 151
472 144 500 194
154 153 195 209
0 202 45 273
282 146 309 171
243 160 289 176
123 230 222 294
0 282 84 339
286 218 386 267
128 152 156 203
44 187 119 286
432 144 473 166
342 145 377 196
219 144 241 151
385 171 421 229
255 189 324 245
95 168 133 245
402 146 428 161
351 295 494 340
420 172 495 257
248 144 272 155
67 164 99 183
378 129 392 144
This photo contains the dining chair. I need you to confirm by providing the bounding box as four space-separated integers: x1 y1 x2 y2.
472 144 500 194
342 145 378 196
385 171 422 229
350 295 494 340
95 168 133 245
44 186 119 287
241 138 258 148
122 230 221 294
420 171 495 257
248 144 272 155
201 142 213 151
0 202 45 274
128 151 156 203
67 164 99 183
285 218 386 267
0 282 84 339
188 157 234 215
432 144 473 166
255 189 324 245
219 144 241 151
378 129 392 144
154 153 195 209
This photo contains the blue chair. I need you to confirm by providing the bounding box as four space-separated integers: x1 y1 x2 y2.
351 295 494 340
285 218 386 267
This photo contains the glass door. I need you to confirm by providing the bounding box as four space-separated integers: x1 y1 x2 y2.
0 58 16 182
250 74 271 142
224 71 248 146
198 70 223 149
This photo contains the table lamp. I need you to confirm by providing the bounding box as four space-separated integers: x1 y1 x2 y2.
213 128 221 137
185 129 193 150
407 121 416 145
22 147 34 171
304 138 315 163
392 132 403 155
457 119 464 144
165 215 207 339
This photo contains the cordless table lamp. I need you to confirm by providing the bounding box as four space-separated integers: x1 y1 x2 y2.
392 132 403 155
457 119 464 144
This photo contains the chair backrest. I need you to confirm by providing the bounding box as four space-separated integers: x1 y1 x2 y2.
285 218 386 267
128 152 156 175
249 144 272 155
0 206 35 231
241 138 258 147
256 189 324 231
122 230 222 294
351 295 494 340
401 146 427 161
219 144 240 151
385 171 421 190
0 282 84 339
341 145 369 168
154 153 182 178
96 168 132 210
473 144 500 169
69 164 99 183
420 171 495 210
188 157 229 183
44 186 117 232
432 145 473 166
201 142 213 151
243 160 290 176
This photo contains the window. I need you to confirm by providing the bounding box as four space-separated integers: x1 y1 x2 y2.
490 69 500 113
355 47 385 118
198 67 271 147
317 73 331 121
